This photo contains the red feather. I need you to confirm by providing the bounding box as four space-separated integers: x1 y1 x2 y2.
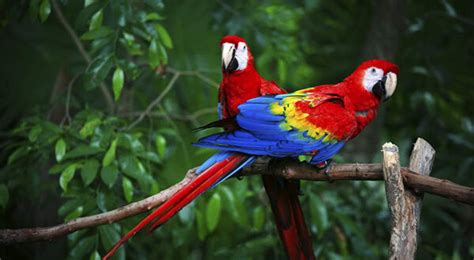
219 35 316 259
103 154 246 260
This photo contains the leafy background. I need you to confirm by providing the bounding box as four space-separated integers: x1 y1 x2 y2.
0 0 473 259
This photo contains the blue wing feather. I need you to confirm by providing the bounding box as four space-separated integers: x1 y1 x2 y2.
195 93 347 165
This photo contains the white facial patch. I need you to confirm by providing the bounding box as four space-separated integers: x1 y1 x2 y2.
234 42 249 71
363 67 384 91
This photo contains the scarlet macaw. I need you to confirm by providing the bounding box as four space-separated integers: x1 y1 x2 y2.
104 37 398 259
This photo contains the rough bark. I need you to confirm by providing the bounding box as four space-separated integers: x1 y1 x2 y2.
382 138 436 260
1 150 473 244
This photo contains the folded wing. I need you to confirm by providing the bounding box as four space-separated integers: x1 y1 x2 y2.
194 89 357 164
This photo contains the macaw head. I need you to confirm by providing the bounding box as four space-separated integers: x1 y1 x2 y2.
347 59 399 102
220 35 253 74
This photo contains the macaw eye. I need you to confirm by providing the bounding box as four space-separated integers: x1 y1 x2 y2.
371 68 377 74
243 45 246 50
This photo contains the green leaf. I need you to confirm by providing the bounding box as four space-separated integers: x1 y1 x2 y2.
0 184 9 209
58 198 84 216
155 134 166 157
121 177 133 203
309 194 328 236
148 39 160 68
87 54 114 84
55 138 67 162
196 210 207 241
75 2 102 30
64 206 83 221
81 159 100 186
144 12 164 21
39 0 51 22
70 235 97 259
60 164 77 192
158 43 168 64
63 145 103 160
100 164 118 188
28 125 42 142
90 251 101 260
155 24 173 49
136 152 161 164
80 118 101 139
8 146 30 165
112 67 124 101
80 26 113 40
118 155 146 180
98 225 125 260
206 193 222 232
252 207 265 231
89 9 103 31
102 138 118 167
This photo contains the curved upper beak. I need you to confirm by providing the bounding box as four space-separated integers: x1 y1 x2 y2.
373 72 397 101
222 43 238 73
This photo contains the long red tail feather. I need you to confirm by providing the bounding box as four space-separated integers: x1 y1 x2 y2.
147 155 244 231
262 175 316 260
103 154 245 260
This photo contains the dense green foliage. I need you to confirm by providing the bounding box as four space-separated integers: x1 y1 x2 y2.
0 0 473 259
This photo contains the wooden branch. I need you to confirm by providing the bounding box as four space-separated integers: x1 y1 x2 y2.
0 151 473 244
403 138 435 258
0 170 197 244
382 138 435 260
382 143 407 259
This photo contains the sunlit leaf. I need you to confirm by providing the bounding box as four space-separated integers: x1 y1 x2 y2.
155 134 166 157
60 164 77 192
144 12 164 21
121 177 134 203
112 67 124 101
39 0 51 22
90 251 101 260
155 24 173 49
80 118 101 139
65 206 83 221
102 138 118 167
55 138 67 162
89 9 103 31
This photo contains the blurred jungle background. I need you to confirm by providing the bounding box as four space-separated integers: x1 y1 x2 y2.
0 0 473 259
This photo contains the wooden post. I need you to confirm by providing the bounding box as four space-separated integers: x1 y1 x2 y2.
382 138 435 260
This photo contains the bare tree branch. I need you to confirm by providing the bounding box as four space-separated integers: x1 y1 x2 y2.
0 157 472 244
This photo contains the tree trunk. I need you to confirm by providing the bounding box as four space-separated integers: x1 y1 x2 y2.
342 0 405 162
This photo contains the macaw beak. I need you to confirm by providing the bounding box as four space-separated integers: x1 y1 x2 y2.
373 72 397 101
222 43 239 73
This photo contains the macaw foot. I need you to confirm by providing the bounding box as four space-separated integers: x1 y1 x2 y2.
314 159 333 180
